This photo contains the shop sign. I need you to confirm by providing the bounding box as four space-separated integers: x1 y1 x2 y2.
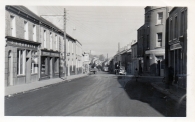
170 43 182 50
51 53 59 57
42 51 50 56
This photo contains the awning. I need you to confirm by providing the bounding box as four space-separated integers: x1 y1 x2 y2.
170 43 182 50
145 48 165 55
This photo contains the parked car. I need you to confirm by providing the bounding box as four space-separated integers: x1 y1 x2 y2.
103 66 109 72
119 66 126 75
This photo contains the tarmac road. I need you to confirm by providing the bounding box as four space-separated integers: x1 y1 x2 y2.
5 71 185 116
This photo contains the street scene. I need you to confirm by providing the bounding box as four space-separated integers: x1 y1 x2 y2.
4 5 187 117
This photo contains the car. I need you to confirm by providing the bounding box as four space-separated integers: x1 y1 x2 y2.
119 66 126 75
103 67 109 72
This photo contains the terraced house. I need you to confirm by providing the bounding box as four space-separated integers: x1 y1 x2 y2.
5 6 83 87
5 6 41 86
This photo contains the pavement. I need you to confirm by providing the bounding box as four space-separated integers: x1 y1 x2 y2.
5 73 88 96
132 75 186 106
150 81 186 106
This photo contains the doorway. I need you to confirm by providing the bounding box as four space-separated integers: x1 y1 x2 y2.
7 51 13 86
26 50 31 83
50 57 53 78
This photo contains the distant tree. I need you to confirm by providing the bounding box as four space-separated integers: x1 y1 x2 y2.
99 54 105 61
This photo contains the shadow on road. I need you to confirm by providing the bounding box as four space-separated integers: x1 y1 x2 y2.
117 76 186 117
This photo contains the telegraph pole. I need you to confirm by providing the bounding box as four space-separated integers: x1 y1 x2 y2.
64 8 67 80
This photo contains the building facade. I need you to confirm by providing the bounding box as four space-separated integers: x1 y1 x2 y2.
83 52 90 74
137 6 171 76
5 6 41 86
131 41 139 75
66 35 83 76
166 7 187 88
39 17 64 80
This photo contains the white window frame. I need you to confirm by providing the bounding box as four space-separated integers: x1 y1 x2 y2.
17 49 26 75
50 32 53 50
55 35 58 51
24 21 28 40
157 12 163 24
10 15 16 37
33 25 36 41
156 33 162 47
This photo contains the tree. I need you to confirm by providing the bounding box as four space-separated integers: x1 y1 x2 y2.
99 54 105 61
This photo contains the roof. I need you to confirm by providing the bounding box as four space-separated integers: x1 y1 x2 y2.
11 6 40 21
40 17 64 34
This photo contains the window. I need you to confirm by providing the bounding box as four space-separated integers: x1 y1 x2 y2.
43 30 46 48
17 49 26 75
147 35 149 49
10 15 16 37
31 51 38 74
55 35 58 51
50 32 53 50
72 42 73 54
59 37 61 51
174 16 178 38
157 12 163 24
33 25 36 41
67 39 69 53
24 21 28 40
180 12 184 36
156 33 162 47
170 20 173 40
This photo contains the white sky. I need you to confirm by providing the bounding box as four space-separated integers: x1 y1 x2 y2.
26 6 145 57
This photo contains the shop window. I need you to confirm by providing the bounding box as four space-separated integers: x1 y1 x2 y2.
41 56 48 75
17 49 26 75
156 33 162 47
10 15 16 37
31 51 38 74
24 21 28 40
54 57 59 73
157 12 163 24
33 25 36 41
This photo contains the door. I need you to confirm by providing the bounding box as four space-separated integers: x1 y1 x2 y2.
68 60 70 76
8 51 13 86
157 60 161 76
26 50 31 83
50 57 53 78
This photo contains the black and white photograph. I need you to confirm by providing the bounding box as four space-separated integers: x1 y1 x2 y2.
1 0 195 121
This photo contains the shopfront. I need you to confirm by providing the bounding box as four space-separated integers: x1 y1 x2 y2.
40 50 60 80
5 36 40 86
